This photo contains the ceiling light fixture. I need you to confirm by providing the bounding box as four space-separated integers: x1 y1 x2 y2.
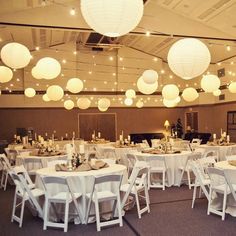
70 8 76 16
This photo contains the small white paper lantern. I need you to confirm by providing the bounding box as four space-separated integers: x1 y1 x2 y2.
124 98 133 106
0 66 13 83
182 87 199 102
201 74 220 93
64 100 74 110
167 38 211 80
142 69 158 84
80 0 144 37
1 42 31 69
46 85 64 101
77 97 91 109
98 106 108 112
162 84 179 100
36 57 61 80
125 89 136 99
31 66 42 80
229 82 236 93
24 88 36 98
66 78 83 93
98 98 111 109
136 100 144 108
163 99 178 108
137 76 158 95
42 93 50 102
213 89 221 96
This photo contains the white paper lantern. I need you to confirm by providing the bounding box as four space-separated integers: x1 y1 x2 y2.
136 100 144 108
80 0 143 37
46 85 64 101
98 106 108 112
36 57 61 80
167 38 211 80
124 98 133 106
137 76 158 95
229 82 236 93
201 74 220 93
142 69 158 84
182 87 199 102
77 97 91 109
162 84 179 100
31 66 42 80
64 100 74 110
0 66 13 83
24 88 36 98
66 78 83 93
174 96 181 103
42 93 50 102
98 98 111 109
163 99 178 108
1 42 31 69
125 89 136 98
213 89 221 96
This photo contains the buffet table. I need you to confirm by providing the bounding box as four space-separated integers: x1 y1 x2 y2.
35 164 127 223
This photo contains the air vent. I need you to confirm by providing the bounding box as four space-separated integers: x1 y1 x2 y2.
219 94 225 100
217 68 225 77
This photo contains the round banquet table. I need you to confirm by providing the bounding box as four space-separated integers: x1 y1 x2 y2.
35 164 128 224
16 154 68 170
133 151 192 186
200 144 236 161
211 161 236 217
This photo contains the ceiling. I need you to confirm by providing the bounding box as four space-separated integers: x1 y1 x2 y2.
0 0 236 107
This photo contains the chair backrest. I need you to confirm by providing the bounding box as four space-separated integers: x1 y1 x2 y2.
12 165 34 188
0 154 12 170
126 153 137 168
191 139 202 145
224 169 236 201
47 160 67 168
11 172 43 217
203 150 219 162
147 155 167 170
207 167 226 188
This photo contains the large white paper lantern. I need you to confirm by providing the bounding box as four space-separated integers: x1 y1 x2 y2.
142 69 158 84
98 98 111 109
46 85 64 101
182 87 199 102
1 42 31 69
0 66 13 83
98 106 108 112
77 97 91 109
167 38 211 80
201 74 220 93
229 82 236 93
31 66 42 80
24 88 36 98
163 99 178 108
64 100 74 110
137 76 158 95
124 98 133 106
162 84 179 100
66 78 83 93
125 89 136 98
36 57 61 80
136 100 144 108
213 89 221 96
80 0 143 37
42 93 50 102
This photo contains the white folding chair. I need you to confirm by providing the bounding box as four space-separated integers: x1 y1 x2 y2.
103 148 117 161
41 176 82 232
85 174 123 232
22 157 43 175
47 160 67 168
4 148 17 165
121 163 150 219
142 140 150 148
10 172 44 227
126 153 137 177
189 160 210 208
203 150 219 162
224 169 236 202
0 154 13 190
207 167 231 220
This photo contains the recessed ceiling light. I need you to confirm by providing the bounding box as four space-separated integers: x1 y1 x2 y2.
10 84 13 87
62 59 66 63
153 57 158 62
16 78 20 82
89 71 92 74
73 51 77 55
70 8 76 16
112 73 116 76
119 57 123 61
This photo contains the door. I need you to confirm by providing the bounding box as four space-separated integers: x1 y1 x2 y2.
185 112 198 132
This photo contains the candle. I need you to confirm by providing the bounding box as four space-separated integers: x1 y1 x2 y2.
223 132 226 137
14 134 17 139
45 132 48 137
213 133 216 139
98 132 101 138
128 135 131 141
72 131 75 138
66 144 73 160
66 133 68 137
35 133 37 141
221 128 223 136
227 135 230 142
92 134 95 140
79 144 85 154
119 135 123 141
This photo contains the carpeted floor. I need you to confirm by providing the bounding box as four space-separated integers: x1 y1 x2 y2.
0 183 235 236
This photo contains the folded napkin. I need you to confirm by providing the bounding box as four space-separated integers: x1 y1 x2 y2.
228 160 236 166
55 163 68 171
89 160 108 170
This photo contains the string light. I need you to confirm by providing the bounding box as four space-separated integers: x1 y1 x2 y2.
226 45 231 51
35 46 40 51
146 31 150 37
70 8 76 16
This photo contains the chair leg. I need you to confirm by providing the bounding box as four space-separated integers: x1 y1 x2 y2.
135 192 141 219
112 199 117 219
192 184 197 208
187 170 191 189
11 190 17 222
207 188 212 215
4 172 8 191
116 196 123 227
19 198 25 228
85 198 92 224
64 201 69 232
94 200 100 231
162 171 165 190
144 185 150 213
222 192 227 221
43 198 49 230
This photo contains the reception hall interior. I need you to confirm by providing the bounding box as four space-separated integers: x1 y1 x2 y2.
2 0 236 235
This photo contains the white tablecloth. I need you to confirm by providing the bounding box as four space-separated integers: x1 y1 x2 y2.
35 164 127 224
133 151 192 186
16 154 68 170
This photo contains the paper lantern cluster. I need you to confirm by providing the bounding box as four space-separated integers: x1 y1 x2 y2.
77 97 91 109
201 74 220 93
66 78 83 93
162 84 179 100
124 98 133 106
168 38 211 80
136 100 144 108
229 82 236 93
1 42 31 69
142 69 158 84
80 0 144 37
42 93 50 102
98 98 111 112
46 85 64 101
32 57 61 80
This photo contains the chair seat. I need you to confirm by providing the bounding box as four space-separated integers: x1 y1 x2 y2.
49 192 82 201
212 184 231 194
86 191 116 201
178 166 192 171
120 183 144 194
17 188 44 200
150 166 166 172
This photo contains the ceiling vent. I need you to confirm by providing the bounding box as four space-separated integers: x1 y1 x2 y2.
217 68 225 77
219 94 225 100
